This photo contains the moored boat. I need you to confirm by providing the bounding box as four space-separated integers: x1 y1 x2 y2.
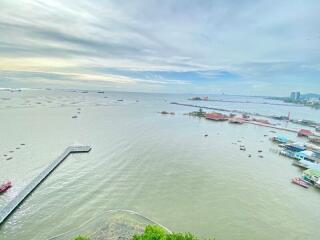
0 181 12 193
291 177 309 188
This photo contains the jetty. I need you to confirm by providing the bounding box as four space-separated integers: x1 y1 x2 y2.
171 102 320 134
0 145 91 226
247 121 298 133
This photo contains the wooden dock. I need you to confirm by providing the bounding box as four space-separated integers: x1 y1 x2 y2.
0 145 91 226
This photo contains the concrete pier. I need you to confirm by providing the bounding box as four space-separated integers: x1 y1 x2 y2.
0 145 91 225
246 121 298 133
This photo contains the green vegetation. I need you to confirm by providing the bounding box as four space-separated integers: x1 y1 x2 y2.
72 236 90 240
133 225 213 240
71 225 214 240
186 108 206 117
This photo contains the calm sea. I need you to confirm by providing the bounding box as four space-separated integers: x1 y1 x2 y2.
0 90 319 240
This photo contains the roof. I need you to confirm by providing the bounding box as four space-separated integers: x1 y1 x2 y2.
285 144 306 152
299 160 320 170
275 135 289 143
296 150 315 157
303 169 320 177
298 129 313 136
206 112 228 120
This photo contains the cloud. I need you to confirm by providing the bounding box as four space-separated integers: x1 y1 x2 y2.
0 0 319 94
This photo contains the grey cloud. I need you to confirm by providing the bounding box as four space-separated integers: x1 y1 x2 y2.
0 0 320 94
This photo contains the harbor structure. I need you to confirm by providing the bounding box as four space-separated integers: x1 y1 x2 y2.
0 145 92 226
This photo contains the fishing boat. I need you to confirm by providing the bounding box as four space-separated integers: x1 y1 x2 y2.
0 181 12 193
291 177 309 188
240 146 246 151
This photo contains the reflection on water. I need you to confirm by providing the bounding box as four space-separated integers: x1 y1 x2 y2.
0 90 319 240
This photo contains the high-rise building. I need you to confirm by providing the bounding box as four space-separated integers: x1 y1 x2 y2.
290 91 301 100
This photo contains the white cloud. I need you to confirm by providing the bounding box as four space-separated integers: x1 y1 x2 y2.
0 0 319 94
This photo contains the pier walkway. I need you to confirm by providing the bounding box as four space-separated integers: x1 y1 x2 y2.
246 121 298 133
0 145 91 225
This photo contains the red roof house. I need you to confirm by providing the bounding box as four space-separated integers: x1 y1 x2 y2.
298 129 313 137
205 112 228 121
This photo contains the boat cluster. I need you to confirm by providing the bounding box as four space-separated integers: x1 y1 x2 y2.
72 107 82 119
2 143 26 161
271 135 320 189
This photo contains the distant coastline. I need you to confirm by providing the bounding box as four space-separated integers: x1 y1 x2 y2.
266 94 320 110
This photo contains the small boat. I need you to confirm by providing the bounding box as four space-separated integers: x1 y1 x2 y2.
0 181 12 193
72 115 78 119
292 177 309 188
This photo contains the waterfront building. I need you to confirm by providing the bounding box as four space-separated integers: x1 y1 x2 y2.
302 169 320 183
205 112 229 121
298 129 313 137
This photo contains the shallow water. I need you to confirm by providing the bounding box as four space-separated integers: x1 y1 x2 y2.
0 90 319 240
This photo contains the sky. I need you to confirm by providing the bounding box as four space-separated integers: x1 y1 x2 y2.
0 0 320 95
